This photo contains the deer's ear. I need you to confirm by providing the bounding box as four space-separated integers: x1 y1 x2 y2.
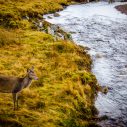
27 69 30 72
31 66 34 70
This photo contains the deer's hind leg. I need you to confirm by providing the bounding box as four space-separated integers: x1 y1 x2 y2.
12 93 18 110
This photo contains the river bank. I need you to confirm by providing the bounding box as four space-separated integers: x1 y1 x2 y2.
44 1 127 127
0 0 99 127
116 4 127 15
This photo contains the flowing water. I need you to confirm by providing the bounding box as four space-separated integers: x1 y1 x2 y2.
44 2 127 127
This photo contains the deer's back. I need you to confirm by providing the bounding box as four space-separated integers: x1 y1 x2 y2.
0 75 19 93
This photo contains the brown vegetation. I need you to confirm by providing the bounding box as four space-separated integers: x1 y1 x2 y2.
116 4 127 15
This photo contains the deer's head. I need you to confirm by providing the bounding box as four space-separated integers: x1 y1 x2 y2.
27 67 38 80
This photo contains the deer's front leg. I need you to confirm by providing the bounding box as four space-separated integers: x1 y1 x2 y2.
16 93 19 110
12 93 16 111
12 93 19 110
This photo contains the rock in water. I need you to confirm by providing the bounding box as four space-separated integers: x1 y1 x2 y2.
54 13 60 17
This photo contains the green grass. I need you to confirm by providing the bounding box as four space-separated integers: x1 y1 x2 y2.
0 0 99 127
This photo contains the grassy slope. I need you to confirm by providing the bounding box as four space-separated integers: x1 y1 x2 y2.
0 0 73 28
0 0 99 127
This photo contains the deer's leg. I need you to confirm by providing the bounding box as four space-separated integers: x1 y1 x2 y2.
16 93 19 110
12 93 16 111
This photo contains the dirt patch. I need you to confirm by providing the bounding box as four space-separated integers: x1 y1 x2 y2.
115 4 127 15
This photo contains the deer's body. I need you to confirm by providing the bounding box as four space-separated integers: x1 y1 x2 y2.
0 76 28 93
0 67 38 110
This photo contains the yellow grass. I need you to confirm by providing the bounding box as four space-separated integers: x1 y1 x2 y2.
0 0 99 127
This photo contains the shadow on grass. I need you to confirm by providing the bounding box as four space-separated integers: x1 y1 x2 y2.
0 117 22 127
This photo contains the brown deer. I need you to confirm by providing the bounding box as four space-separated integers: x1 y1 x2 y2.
0 67 38 110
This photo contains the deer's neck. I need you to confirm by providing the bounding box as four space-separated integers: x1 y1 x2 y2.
22 76 32 89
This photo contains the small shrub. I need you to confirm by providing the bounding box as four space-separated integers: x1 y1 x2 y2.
36 101 45 109
66 33 72 40
19 20 31 29
8 20 19 28
56 44 65 53
74 58 85 69
61 118 79 127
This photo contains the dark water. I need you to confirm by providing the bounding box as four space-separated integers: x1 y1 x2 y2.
44 2 127 127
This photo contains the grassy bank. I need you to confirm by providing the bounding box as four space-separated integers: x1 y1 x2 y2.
0 0 99 127
0 0 76 29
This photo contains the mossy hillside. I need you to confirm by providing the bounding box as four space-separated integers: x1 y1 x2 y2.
0 0 99 126
0 0 75 28
0 29 99 127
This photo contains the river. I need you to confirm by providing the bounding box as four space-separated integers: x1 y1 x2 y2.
44 1 127 127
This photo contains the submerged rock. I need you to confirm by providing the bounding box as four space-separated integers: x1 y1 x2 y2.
101 86 109 94
54 12 60 17
95 53 103 58
48 16 53 19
